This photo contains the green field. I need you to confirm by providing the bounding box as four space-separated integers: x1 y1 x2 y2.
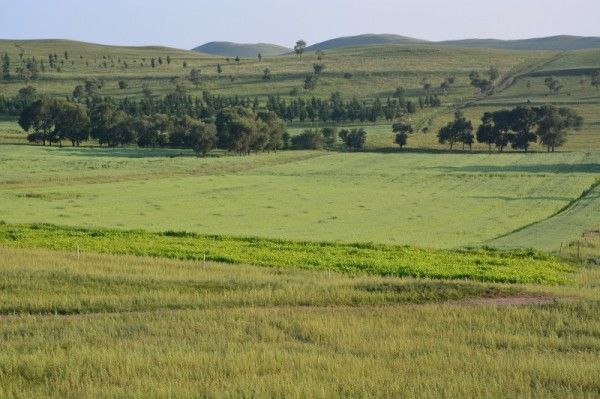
0 145 598 250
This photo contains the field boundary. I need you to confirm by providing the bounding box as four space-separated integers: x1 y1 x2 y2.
486 178 600 245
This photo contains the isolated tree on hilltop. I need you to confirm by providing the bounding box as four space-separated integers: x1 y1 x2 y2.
294 40 307 57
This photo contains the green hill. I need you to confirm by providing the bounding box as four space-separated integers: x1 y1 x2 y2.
441 35 600 51
192 41 291 57
306 34 428 51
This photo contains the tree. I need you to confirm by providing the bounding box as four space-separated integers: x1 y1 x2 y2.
591 70 600 90
189 68 201 85
437 111 473 150
304 74 317 90
2 53 10 80
262 68 272 80
258 53 262 62
187 118 217 156
294 40 307 57
488 65 499 81
52 100 90 146
313 63 325 75
536 105 583 152
217 63 222 74
291 130 323 150
118 80 128 90
256 110 286 151
339 128 367 151
392 121 413 149
166 55 172 64
509 106 538 152
476 112 499 153
235 56 240 65
19 98 55 146
321 127 338 148
469 71 494 94
14 86 39 111
544 76 562 94
151 58 156 68
182 61 188 68
215 106 258 155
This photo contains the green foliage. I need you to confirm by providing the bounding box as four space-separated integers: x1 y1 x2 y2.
0 223 575 284
338 128 367 150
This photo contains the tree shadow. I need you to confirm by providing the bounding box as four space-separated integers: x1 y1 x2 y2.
38 146 196 159
428 163 600 174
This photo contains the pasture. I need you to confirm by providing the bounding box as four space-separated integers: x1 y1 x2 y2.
0 145 598 251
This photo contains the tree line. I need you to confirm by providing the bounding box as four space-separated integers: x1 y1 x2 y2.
431 106 583 152
18 96 289 156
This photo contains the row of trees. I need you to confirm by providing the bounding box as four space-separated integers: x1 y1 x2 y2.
290 127 367 151
18 97 288 155
435 106 583 152
0 82 441 125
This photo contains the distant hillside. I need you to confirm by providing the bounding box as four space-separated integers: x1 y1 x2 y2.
440 35 600 51
305 34 428 51
192 41 291 57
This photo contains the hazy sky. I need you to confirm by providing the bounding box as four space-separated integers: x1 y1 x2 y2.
1 0 599 49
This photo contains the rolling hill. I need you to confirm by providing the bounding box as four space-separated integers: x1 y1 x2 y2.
192 41 291 57
305 33 428 51
441 35 600 51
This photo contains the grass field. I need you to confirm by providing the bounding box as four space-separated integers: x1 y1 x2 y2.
0 145 598 250
0 246 598 398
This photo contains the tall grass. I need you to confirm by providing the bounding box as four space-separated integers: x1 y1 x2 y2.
0 247 598 398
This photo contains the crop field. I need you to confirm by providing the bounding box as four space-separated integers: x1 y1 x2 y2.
0 246 598 398
0 145 598 250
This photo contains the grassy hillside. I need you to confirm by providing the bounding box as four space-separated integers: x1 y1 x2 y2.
441 35 600 51
306 33 428 51
0 39 558 102
192 41 291 57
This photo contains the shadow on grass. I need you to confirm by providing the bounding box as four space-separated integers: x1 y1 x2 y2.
427 163 600 174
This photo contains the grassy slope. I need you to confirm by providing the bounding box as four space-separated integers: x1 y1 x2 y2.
0 146 597 249
0 246 598 398
192 42 291 57
0 39 557 101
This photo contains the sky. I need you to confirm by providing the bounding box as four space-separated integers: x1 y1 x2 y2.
0 0 599 49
